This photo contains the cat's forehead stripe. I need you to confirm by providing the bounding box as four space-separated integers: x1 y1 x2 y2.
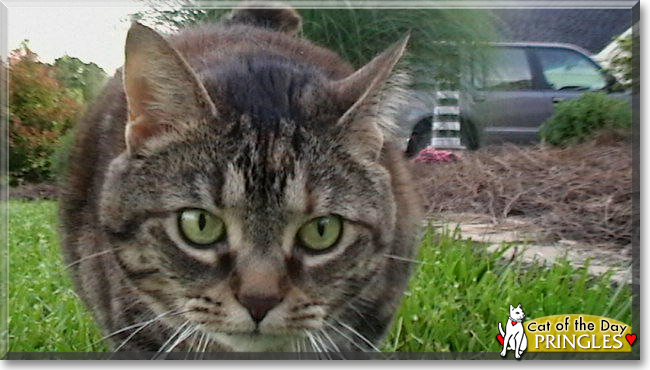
212 53 319 125
283 163 309 213
222 164 247 208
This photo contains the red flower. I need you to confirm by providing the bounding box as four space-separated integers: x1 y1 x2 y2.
414 147 460 164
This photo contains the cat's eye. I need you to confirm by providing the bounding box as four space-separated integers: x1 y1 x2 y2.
297 215 343 251
178 209 225 247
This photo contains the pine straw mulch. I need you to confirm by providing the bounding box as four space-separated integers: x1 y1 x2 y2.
414 136 634 249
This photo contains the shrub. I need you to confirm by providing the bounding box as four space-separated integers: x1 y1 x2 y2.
49 129 76 182
8 42 82 184
540 92 631 147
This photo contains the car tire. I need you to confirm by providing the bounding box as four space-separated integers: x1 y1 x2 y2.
460 117 480 150
405 117 433 158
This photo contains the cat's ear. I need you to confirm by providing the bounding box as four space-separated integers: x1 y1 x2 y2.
330 34 410 161
225 1 302 35
517 303 522 308
510 304 514 310
123 22 216 154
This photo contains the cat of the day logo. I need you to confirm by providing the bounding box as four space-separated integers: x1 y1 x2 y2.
496 305 636 357
497 304 528 358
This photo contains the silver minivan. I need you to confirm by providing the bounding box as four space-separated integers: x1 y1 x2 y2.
459 42 628 149
402 42 629 154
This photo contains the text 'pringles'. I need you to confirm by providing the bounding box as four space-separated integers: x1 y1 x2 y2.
524 314 634 352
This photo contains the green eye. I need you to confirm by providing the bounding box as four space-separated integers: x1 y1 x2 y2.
297 215 343 251
178 209 225 247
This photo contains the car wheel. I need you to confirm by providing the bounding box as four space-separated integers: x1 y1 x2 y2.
405 117 433 158
460 117 480 150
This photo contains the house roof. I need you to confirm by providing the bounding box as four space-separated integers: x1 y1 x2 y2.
490 9 632 54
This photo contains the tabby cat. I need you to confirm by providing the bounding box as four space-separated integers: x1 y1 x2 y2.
59 3 422 354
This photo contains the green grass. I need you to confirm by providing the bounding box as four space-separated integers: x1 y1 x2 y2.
6 200 106 352
384 228 632 352
5 200 632 353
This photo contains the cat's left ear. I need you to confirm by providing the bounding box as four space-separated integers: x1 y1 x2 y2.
517 303 522 308
123 22 217 154
330 34 410 161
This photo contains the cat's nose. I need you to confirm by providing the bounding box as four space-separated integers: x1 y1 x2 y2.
238 294 283 323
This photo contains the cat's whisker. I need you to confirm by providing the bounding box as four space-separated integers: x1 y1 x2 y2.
166 325 197 354
109 309 178 354
336 320 382 352
306 331 319 352
383 254 427 265
320 327 341 353
65 247 123 269
184 329 201 359
166 322 193 352
195 332 205 360
314 331 328 351
311 331 327 358
344 301 370 322
293 337 302 359
192 332 205 360
154 320 190 358
200 333 212 359
306 331 325 359
99 309 172 343
316 331 334 360
322 321 367 352
296 337 307 358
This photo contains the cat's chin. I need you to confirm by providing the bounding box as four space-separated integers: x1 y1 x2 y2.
208 332 298 352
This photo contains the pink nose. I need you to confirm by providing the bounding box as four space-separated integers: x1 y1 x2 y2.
238 295 283 323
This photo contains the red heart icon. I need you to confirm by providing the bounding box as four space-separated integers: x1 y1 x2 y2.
496 334 504 345
512 321 517 325
626 334 637 345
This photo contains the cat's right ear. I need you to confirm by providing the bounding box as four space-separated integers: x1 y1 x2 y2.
329 34 409 161
123 22 217 154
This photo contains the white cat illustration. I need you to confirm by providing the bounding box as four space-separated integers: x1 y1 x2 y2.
498 303 528 359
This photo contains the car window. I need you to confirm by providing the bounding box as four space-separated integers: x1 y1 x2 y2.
534 48 607 91
472 48 533 90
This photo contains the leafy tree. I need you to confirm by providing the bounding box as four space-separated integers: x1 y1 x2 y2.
54 55 108 104
8 41 82 183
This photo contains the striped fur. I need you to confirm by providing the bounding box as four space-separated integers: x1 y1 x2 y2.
59 5 422 353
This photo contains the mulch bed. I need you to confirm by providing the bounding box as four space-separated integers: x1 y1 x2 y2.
414 136 633 248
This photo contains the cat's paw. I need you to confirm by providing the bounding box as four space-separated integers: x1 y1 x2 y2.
500 351 507 357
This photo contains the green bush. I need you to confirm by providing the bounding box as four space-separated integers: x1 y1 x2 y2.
49 129 76 182
540 92 632 146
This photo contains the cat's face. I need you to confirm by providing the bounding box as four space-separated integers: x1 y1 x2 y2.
100 111 396 350
510 304 526 321
96 23 410 351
